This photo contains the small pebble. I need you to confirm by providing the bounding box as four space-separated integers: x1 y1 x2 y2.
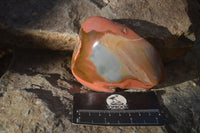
35 99 42 105
192 82 196 87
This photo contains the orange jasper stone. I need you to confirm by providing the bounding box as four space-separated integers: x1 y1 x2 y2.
71 16 165 92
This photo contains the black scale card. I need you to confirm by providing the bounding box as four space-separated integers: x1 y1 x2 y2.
73 92 164 126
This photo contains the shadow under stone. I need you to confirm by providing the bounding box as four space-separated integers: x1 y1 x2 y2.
112 19 194 63
9 47 73 76
25 88 69 118
156 91 177 133
44 73 83 95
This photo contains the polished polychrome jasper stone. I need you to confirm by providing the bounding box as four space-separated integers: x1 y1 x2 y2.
71 16 165 92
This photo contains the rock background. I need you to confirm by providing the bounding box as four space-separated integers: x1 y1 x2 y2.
0 0 200 133
0 0 200 62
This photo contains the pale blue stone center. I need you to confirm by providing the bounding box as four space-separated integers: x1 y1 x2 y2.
89 42 125 82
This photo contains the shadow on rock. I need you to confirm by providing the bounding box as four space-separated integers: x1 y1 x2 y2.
186 0 200 85
0 0 62 27
0 48 13 77
186 0 200 44
9 47 89 95
112 19 194 63
112 19 198 88
25 88 69 118
44 73 83 95
156 91 177 133
10 47 73 76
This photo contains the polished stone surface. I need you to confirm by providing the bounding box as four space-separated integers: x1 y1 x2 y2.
71 17 165 92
